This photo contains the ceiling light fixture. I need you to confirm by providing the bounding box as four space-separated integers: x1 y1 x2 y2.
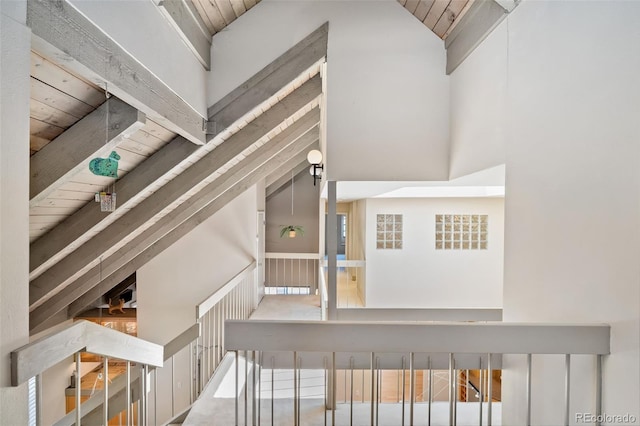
307 149 323 186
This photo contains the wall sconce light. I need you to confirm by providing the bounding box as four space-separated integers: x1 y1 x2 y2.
307 149 323 186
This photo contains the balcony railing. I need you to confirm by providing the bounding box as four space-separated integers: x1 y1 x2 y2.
221 320 609 426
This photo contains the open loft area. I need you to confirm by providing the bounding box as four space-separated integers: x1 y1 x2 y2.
1 0 639 425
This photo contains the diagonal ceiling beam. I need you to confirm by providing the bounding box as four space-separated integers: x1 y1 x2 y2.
27 0 206 145
156 0 212 69
445 0 511 74
208 22 328 133
65 129 319 320
29 78 321 311
30 31 325 277
29 136 198 277
29 97 145 205
33 118 320 329
265 146 317 198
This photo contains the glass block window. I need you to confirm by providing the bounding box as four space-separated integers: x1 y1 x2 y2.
376 214 403 249
435 214 488 250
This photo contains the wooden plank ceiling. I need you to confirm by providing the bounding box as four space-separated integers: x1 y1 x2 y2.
27 20 327 331
29 51 177 242
190 0 262 35
399 0 472 39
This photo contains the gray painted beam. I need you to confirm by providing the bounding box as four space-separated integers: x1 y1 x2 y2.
207 22 328 132
445 0 509 75
30 136 198 275
63 126 319 321
62 129 319 322
31 35 322 277
225 320 611 355
157 0 212 69
28 77 321 311
32 117 319 329
27 0 206 144
29 97 145 205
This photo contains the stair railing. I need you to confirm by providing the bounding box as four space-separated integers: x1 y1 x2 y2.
194 260 257 395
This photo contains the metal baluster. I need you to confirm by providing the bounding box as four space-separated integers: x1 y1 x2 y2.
235 351 239 426
258 351 263 426
297 357 302 426
564 354 571 426
153 369 158 426
293 352 298 426
126 361 131 426
479 358 484 426
144 364 149 426
323 357 328 426
245 351 249 426
410 352 414 426
454 360 458 426
350 357 354 426
103 356 109 426
401 356 406 426
526 354 532 426
376 357 380 426
75 352 81 426
253 351 257 426
487 353 492 426
596 354 602 426
271 357 275 426
332 352 336 426
449 353 454 426
428 357 432 426
371 352 375 426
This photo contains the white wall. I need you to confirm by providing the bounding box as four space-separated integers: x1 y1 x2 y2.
0 1 30 422
208 0 450 182
68 0 208 115
364 197 504 308
41 359 72 426
449 19 507 179
266 171 320 253
137 186 258 345
498 1 640 424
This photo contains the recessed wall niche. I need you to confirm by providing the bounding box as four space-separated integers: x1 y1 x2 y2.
435 214 488 250
376 214 403 249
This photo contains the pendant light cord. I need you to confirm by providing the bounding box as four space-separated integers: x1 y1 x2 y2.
291 170 294 216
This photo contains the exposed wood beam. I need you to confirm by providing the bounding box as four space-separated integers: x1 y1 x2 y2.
30 35 321 276
207 22 328 133
29 78 321 312
265 146 318 197
156 0 212 69
27 0 206 145
29 97 145 205
40 126 318 327
65 126 319 320
29 136 198 276
445 0 509 74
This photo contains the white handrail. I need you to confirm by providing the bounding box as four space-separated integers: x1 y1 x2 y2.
196 260 256 319
225 320 610 355
11 320 163 386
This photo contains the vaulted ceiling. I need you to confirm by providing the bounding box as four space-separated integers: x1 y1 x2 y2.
27 0 327 334
26 0 514 333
